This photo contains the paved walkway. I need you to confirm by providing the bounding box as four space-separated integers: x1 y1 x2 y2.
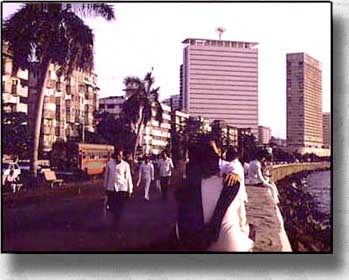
3 181 291 252
3 181 177 251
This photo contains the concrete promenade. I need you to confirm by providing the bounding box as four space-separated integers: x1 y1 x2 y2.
2 162 329 252
2 182 289 252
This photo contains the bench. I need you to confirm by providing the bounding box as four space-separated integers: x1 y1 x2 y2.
43 170 64 188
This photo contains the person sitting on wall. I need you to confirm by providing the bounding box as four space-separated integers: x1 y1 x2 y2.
248 150 279 204
4 169 20 193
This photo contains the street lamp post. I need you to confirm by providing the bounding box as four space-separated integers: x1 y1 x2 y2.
81 120 85 143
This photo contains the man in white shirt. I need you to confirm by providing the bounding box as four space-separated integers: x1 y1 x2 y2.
137 155 154 201
104 147 133 229
248 150 279 204
158 151 174 200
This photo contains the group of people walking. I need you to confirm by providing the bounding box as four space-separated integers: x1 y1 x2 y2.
136 152 174 201
103 148 174 230
103 138 279 252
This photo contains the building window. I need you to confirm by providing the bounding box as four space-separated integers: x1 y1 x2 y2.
19 96 28 104
107 104 114 109
20 79 28 87
99 104 105 109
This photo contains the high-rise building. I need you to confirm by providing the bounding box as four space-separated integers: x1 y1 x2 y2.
286 53 323 152
270 136 287 147
258 125 271 145
162 94 182 111
28 63 99 152
2 43 29 114
181 38 259 136
322 112 331 149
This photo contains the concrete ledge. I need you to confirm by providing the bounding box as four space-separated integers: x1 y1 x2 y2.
268 162 330 183
246 185 292 252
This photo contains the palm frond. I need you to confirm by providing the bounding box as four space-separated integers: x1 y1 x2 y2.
2 4 41 71
66 3 115 21
123 76 143 86
149 87 160 101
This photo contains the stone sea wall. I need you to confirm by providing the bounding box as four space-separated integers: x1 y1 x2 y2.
268 162 330 183
246 161 331 252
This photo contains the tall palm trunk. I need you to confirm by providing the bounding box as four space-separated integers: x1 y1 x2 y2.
31 57 51 178
133 106 144 161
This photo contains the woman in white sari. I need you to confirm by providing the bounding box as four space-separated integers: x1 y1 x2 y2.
176 138 254 252
201 140 253 252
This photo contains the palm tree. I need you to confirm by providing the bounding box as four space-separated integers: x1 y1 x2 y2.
121 71 163 160
2 3 115 178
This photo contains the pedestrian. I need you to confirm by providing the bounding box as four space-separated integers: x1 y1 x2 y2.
104 147 133 231
248 150 279 204
158 151 174 201
137 155 154 201
152 154 161 192
176 136 254 251
124 151 135 178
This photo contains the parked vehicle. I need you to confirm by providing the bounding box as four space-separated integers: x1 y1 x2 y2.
51 142 114 176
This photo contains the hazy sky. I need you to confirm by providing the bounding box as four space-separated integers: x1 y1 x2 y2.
2 2 331 138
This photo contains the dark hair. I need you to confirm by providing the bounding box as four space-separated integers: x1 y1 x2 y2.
161 151 167 157
226 146 239 162
112 146 123 158
256 149 266 161
200 136 220 178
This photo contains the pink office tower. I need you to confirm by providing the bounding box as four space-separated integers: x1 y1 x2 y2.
181 38 259 136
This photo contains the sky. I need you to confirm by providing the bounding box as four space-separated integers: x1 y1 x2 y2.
2 2 331 139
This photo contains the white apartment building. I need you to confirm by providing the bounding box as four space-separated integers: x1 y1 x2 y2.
99 96 125 118
141 103 172 155
28 63 99 152
2 43 29 114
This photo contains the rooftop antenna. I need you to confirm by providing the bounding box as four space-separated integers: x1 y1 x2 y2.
215 27 226 40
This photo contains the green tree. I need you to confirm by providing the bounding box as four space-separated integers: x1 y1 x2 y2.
121 71 163 159
3 112 30 159
2 3 115 178
94 111 136 152
171 117 209 161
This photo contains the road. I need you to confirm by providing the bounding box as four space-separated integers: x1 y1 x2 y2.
2 182 178 252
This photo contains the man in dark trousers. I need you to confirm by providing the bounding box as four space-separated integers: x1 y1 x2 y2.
104 147 133 231
158 151 174 200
